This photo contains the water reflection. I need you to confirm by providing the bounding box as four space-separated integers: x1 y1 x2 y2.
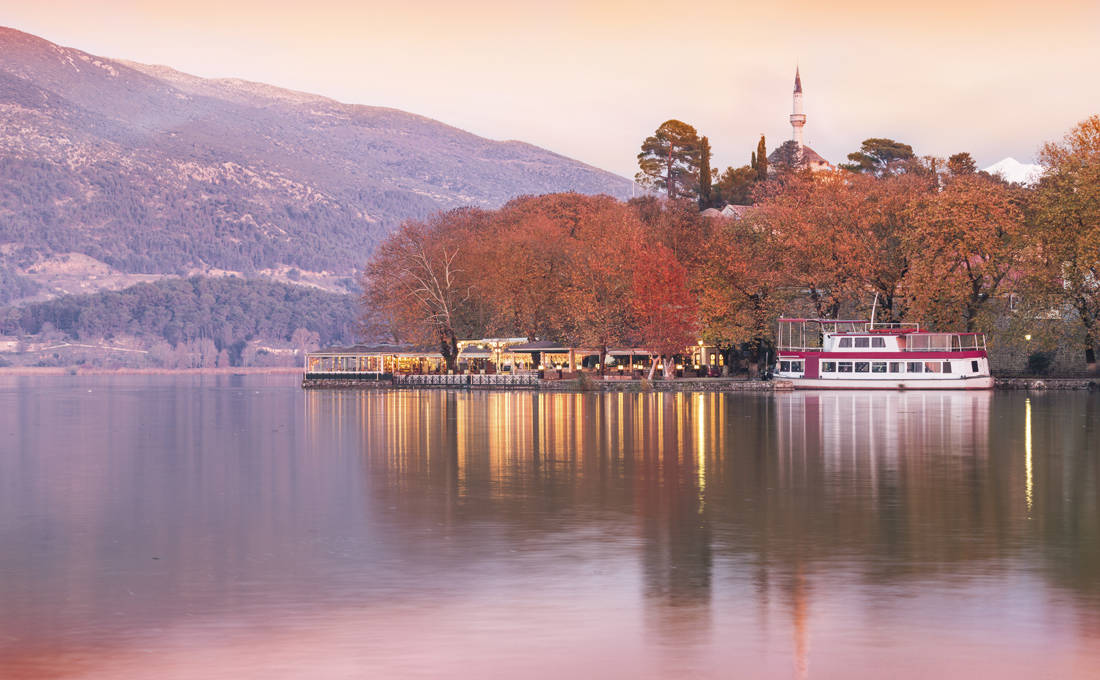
1 377 1098 678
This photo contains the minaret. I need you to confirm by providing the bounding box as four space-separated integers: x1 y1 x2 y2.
789 67 805 149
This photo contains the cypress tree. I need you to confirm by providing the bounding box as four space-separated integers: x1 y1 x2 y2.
697 136 713 209
756 135 768 181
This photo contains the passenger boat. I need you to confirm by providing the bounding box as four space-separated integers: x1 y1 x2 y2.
773 318 993 389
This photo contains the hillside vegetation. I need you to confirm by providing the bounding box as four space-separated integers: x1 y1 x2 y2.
0 26 630 284
0 277 359 367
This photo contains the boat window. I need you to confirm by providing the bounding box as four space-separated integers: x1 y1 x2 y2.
780 361 790 372
907 362 923 373
838 361 853 373
889 362 902 373
872 337 886 348
925 362 942 373
854 337 870 348
971 360 979 373
942 361 952 373
791 361 804 372
838 337 852 348
871 362 887 373
822 361 837 372
855 361 870 373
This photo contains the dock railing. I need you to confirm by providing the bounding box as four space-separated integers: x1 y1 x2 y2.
392 374 539 387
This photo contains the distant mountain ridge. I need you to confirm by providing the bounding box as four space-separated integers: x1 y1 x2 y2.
0 27 632 296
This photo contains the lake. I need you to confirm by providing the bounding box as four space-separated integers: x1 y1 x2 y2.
1 376 1098 678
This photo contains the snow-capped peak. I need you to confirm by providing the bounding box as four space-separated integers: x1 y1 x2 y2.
982 157 1043 185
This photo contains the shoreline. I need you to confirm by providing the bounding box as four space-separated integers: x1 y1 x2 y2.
302 376 1099 392
0 367 303 376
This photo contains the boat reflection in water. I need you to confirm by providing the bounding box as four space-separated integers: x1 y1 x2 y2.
1 378 1097 679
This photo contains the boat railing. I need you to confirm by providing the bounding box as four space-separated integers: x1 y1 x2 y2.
902 333 987 352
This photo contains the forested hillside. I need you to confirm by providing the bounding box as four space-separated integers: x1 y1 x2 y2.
0 26 631 290
1 276 358 356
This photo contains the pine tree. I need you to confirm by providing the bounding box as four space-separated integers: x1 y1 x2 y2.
636 120 703 200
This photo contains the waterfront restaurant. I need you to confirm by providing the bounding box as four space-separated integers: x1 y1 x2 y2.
305 338 723 380
304 343 445 380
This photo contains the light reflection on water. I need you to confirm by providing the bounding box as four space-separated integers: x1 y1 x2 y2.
0 376 1098 678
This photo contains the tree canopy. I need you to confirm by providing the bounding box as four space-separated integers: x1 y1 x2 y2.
840 138 916 175
636 120 705 200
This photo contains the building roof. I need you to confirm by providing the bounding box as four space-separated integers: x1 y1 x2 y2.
794 66 802 94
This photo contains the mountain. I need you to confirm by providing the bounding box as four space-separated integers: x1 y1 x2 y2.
982 157 1043 185
0 27 632 302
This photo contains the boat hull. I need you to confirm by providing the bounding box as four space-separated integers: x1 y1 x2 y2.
788 376 994 390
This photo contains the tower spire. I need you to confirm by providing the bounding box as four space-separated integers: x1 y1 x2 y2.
789 66 806 150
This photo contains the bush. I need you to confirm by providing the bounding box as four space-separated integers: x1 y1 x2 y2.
1026 350 1055 375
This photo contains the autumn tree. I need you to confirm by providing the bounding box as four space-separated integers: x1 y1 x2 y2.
360 209 490 371
632 243 697 378
1030 115 1100 372
840 138 916 176
636 120 704 200
904 175 1027 331
697 214 790 376
557 202 644 373
947 152 977 177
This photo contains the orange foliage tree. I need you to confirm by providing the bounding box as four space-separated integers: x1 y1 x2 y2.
360 209 492 371
1030 115 1100 371
697 214 790 375
632 242 697 378
903 175 1027 331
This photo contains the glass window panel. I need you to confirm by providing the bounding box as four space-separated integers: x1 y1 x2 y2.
871 362 887 373
838 362 853 373
907 362 923 373
872 337 886 348
889 362 902 373
839 337 852 348
854 337 870 348
971 360 979 373
780 361 791 372
925 362 941 373
822 362 837 372
943 361 952 373
855 362 870 372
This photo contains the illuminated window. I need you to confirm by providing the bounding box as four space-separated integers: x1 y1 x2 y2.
854 337 870 348
838 361 853 373
855 361 870 372
839 337 852 348
907 362 923 373
822 361 837 372
872 337 886 348
871 362 887 373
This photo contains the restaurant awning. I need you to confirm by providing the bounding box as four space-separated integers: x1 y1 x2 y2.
505 340 571 353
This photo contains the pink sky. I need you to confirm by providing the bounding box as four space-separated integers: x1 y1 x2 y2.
5 0 1099 177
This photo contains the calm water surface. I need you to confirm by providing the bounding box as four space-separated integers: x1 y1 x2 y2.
1 376 1098 678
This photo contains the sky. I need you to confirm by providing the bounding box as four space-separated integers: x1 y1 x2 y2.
4 0 1100 178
